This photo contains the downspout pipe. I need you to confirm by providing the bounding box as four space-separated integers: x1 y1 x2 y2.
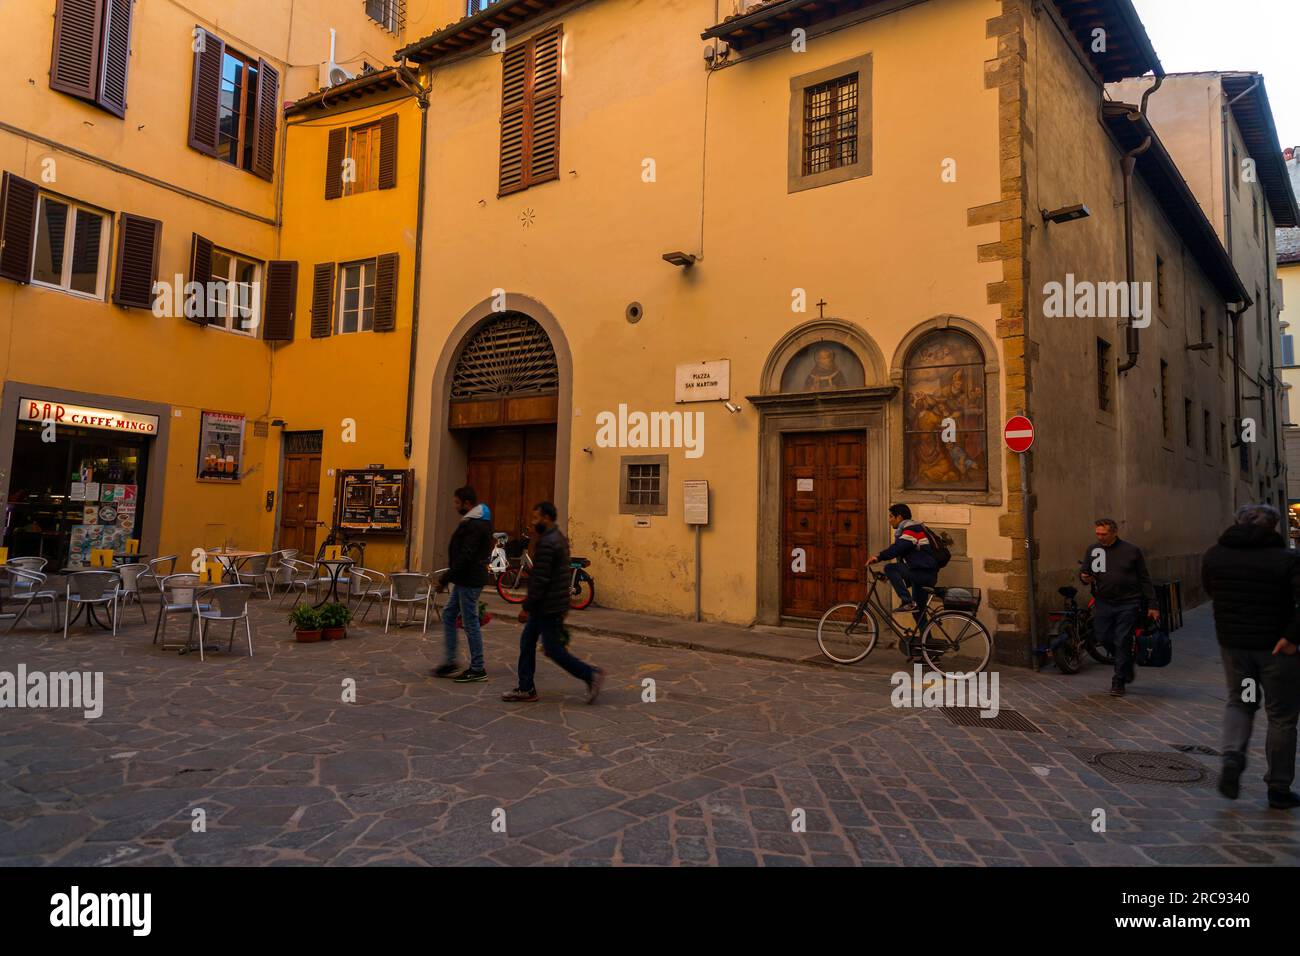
1116 73 1163 374
397 65 430 463
1229 300 1250 446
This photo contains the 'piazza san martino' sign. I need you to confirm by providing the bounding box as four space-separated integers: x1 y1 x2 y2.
675 360 731 403
19 398 160 435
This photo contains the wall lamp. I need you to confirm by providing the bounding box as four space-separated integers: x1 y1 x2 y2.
1041 204 1091 226
662 251 697 269
722 401 742 414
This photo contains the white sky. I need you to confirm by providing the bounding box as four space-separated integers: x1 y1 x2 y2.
1131 0 1300 150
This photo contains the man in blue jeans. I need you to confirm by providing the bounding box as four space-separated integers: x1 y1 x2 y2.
432 486 493 683
1079 517 1158 697
867 504 939 659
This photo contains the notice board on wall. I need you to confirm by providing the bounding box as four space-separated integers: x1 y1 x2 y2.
336 469 412 534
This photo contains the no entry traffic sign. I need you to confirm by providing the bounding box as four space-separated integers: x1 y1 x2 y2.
1004 416 1035 453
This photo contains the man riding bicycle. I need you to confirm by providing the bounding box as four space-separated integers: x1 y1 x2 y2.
866 504 939 640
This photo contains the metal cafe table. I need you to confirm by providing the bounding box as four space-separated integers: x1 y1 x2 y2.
58 568 121 631
205 548 261 583
314 558 354 607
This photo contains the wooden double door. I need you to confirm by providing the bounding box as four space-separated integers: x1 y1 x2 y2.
465 425 555 540
781 430 869 619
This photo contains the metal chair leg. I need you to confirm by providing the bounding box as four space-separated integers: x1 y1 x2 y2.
245 617 253 657
198 617 205 663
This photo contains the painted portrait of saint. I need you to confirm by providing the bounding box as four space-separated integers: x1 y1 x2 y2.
780 342 865 393
903 331 988 490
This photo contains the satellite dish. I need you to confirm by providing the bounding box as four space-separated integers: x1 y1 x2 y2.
320 29 355 89
329 65 355 86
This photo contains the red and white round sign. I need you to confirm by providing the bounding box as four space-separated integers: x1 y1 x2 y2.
1004 416 1035 453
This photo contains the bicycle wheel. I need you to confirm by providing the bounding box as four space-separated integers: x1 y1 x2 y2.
920 610 992 678
496 561 529 604
1050 623 1083 674
570 571 595 610
817 602 878 664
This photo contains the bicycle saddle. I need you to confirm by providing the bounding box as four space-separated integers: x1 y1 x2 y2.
1058 585 1077 598
570 557 590 568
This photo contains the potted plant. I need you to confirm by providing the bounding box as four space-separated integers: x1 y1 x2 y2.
319 602 352 640
457 599 493 628
289 604 322 643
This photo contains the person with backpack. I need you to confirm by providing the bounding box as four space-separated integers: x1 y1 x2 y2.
432 486 493 683
1078 517 1158 697
867 504 944 651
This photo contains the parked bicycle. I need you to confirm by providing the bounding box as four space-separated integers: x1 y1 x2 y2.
316 522 366 567
816 569 993 677
1045 584 1115 674
494 531 595 610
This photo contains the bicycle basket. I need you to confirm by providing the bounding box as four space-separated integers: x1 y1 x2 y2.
940 587 981 613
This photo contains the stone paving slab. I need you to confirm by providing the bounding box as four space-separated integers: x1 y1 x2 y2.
0 591 1296 866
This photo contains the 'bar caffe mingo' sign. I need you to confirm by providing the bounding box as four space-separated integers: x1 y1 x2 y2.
675 360 730 403
20 399 159 435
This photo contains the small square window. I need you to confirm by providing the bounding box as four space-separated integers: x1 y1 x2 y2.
619 455 668 515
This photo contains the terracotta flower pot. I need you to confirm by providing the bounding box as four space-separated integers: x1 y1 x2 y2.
322 626 346 641
296 629 322 643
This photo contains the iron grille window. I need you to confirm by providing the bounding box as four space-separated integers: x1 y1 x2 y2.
1221 422 1227 463
1204 410 1212 457
802 74 858 176
626 464 661 506
284 431 323 454
1159 361 1170 439
450 314 559 399
619 455 668 515
1096 338 1111 411
1156 256 1165 310
1184 399 1194 448
366 0 406 32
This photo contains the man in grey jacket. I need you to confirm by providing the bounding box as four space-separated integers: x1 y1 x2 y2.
1079 517 1158 697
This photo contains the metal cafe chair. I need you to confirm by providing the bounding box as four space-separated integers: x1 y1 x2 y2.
385 572 432 635
3 567 60 634
63 569 122 639
349 567 390 622
116 562 151 624
265 549 296 597
6 556 48 572
154 573 207 650
192 584 255 662
278 557 330 607
232 552 274 599
136 555 178 602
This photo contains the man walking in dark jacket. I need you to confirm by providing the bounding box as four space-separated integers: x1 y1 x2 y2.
1202 504 1300 809
1078 518 1158 697
501 501 603 704
432 486 492 683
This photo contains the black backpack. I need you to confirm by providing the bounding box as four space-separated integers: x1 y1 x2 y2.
919 524 953 569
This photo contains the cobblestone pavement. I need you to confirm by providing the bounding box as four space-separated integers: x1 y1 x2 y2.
0 593 1296 866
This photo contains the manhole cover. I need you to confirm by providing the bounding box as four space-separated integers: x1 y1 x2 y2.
1073 749 1208 786
939 707 1043 733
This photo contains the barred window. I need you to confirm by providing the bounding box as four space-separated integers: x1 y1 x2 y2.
1096 338 1111 412
619 455 667 515
803 74 858 176
366 0 406 33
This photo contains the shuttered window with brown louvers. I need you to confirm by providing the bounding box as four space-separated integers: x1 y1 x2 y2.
325 127 347 200
0 173 40 283
262 260 299 341
188 29 225 156
251 59 280 181
187 233 214 324
111 213 161 309
372 253 399 332
311 263 335 337
97 0 134 117
498 27 563 197
50 0 104 101
378 113 398 190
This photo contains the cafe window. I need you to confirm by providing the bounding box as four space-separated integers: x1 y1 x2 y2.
619 455 667 516
31 193 110 299
337 260 377 334
346 124 383 196
206 249 261 335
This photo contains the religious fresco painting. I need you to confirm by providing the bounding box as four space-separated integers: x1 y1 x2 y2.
779 341 866 392
903 330 988 491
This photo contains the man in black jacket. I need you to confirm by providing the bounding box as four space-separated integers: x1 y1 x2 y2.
1202 503 1300 809
432 486 492 683
502 501 603 704
1079 517 1158 697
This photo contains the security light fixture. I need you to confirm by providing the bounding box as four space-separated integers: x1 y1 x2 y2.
723 401 742 414
1041 204 1091 226
662 251 697 269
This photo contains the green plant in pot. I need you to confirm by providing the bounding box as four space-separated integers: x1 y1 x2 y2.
289 604 323 643
319 602 352 640
457 600 493 628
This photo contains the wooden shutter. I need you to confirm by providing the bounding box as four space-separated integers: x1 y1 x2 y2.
325 127 347 200
378 113 398 190
111 213 160 309
188 28 224 156
372 253 399 332
311 263 334 337
50 0 104 100
96 0 133 117
498 41 528 195
262 260 298 341
251 58 279 181
0 173 40 284
187 232 214 325
529 28 562 186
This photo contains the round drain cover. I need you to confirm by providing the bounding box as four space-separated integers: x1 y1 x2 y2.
1095 750 1207 784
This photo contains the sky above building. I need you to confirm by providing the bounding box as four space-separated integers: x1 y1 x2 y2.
1132 0 1300 150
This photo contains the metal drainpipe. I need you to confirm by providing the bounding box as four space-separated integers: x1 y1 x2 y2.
1230 301 1250 464
1116 74 1163 374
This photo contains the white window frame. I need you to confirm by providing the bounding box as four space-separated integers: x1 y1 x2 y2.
336 259 377 334
207 249 262 336
30 193 110 301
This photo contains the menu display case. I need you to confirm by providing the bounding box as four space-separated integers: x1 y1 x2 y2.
337 469 411 534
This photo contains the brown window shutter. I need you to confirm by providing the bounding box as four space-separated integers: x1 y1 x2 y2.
325 127 347 200
187 232 214 325
372 253 399 332
0 172 40 284
529 27 563 186
378 113 399 190
251 58 280 181
111 213 161 309
188 28 224 156
498 41 528 196
96 0 133 117
311 263 334 337
50 0 104 101
262 260 298 341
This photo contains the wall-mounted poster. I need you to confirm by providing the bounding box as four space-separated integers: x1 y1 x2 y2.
337 469 411 534
197 411 246 481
